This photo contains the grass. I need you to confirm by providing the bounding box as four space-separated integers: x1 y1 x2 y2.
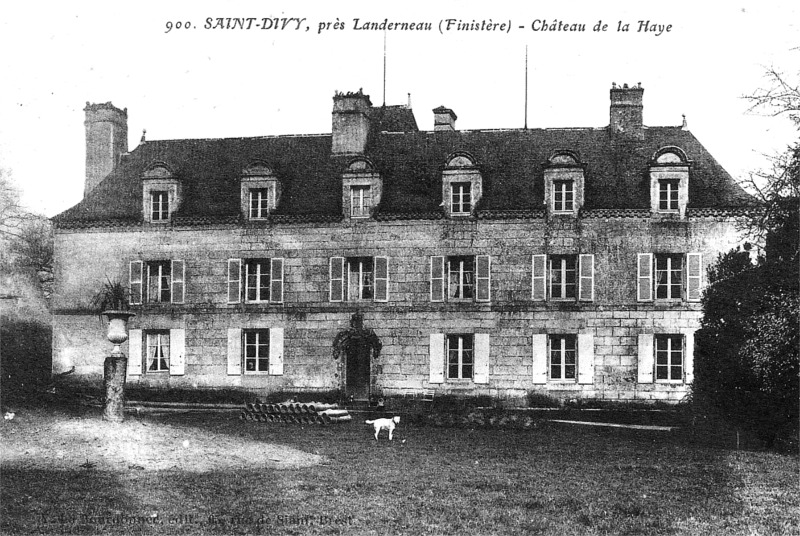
1 404 797 535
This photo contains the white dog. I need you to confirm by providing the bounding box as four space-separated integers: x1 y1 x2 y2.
365 416 400 441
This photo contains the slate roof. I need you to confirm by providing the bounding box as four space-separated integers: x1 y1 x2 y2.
54 107 754 225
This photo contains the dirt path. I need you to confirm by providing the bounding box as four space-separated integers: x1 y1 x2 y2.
0 408 324 472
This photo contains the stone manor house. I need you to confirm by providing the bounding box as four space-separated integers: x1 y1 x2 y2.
51 84 752 403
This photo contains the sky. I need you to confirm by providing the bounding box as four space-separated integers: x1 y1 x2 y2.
0 0 797 217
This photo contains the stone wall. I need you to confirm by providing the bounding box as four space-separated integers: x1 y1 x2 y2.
52 214 745 401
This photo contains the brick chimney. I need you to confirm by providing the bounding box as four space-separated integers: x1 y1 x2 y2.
84 102 128 197
609 83 644 135
332 90 372 155
433 106 457 132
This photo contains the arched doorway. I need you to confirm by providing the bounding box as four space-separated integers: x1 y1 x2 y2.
333 312 382 400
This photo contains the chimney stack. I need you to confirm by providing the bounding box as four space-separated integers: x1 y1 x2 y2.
609 83 644 135
331 90 372 155
433 106 457 132
84 102 128 198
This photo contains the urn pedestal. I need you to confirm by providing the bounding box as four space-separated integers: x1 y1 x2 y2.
102 311 135 423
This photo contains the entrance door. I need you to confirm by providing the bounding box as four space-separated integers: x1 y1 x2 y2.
345 339 371 400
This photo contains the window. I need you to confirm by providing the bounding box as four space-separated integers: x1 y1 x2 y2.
550 255 577 300
350 186 372 218
658 180 679 211
330 257 388 302
532 254 594 302
228 258 284 304
637 253 702 302
549 335 577 381
245 259 271 302
430 255 490 302
151 191 169 222
553 180 574 213
655 335 683 382
447 334 474 380
243 329 270 374
348 257 374 300
129 260 185 305
249 188 273 219
146 331 170 372
450 182 472 215
448 256 474 299
655 254 683 300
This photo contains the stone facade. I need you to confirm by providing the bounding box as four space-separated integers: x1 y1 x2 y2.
52 85 751 403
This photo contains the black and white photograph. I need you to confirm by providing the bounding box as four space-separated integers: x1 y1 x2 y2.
1 1 798 534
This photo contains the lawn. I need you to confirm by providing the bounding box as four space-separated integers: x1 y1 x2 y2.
1 405 797 535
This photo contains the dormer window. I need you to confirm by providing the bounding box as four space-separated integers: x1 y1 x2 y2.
142 162 180 223
450 182 472 215
350 185 372 218
650 147 690 217
442 153 482 218
240 162 280 221
150 191 169 221
544 152 584 217
342 158 382 221
249 188 274 220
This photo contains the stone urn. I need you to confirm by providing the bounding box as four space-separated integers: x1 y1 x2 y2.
102 310 135 423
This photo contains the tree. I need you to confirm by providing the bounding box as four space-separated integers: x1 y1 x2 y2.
693 62 799 450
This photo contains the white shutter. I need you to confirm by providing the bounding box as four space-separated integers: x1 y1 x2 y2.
686 253 702 302
532 255 547 301
637 333 654 383
683 329 695 383
169 328 185 376
473 334 490 384
429 333 445 384
270 258 284 303
171 260 185 304
129 261 143 305
577 333 595 384
227 259 241 304
578 254 595 302
329 257 344 302
531 334 547 384
269 327 284 375
476 255 491 302
227 328 242 376
374 256 389 302
637 253 654 302
127 329 142 376
430 256 445 302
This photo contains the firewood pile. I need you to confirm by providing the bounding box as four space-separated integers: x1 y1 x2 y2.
240 401 352 424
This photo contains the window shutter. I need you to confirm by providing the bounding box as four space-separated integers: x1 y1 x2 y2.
171 260 185 304
227 328 242 376
683 330 695 383
429 333 444 384
269 327 284 376
430 256 445 302
127 329 142 376
329 257 344 302
577 333 595 384
532 255 546 301
227 259 241 304
374 256 389 302
637 333 654 383
476 255 491 302
473 334 490 384
531 334 547 384
686 253 702 302
270 258 284 303
578 254 595 302
169 328 186 376
637 253 654 302
129 261 143 305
